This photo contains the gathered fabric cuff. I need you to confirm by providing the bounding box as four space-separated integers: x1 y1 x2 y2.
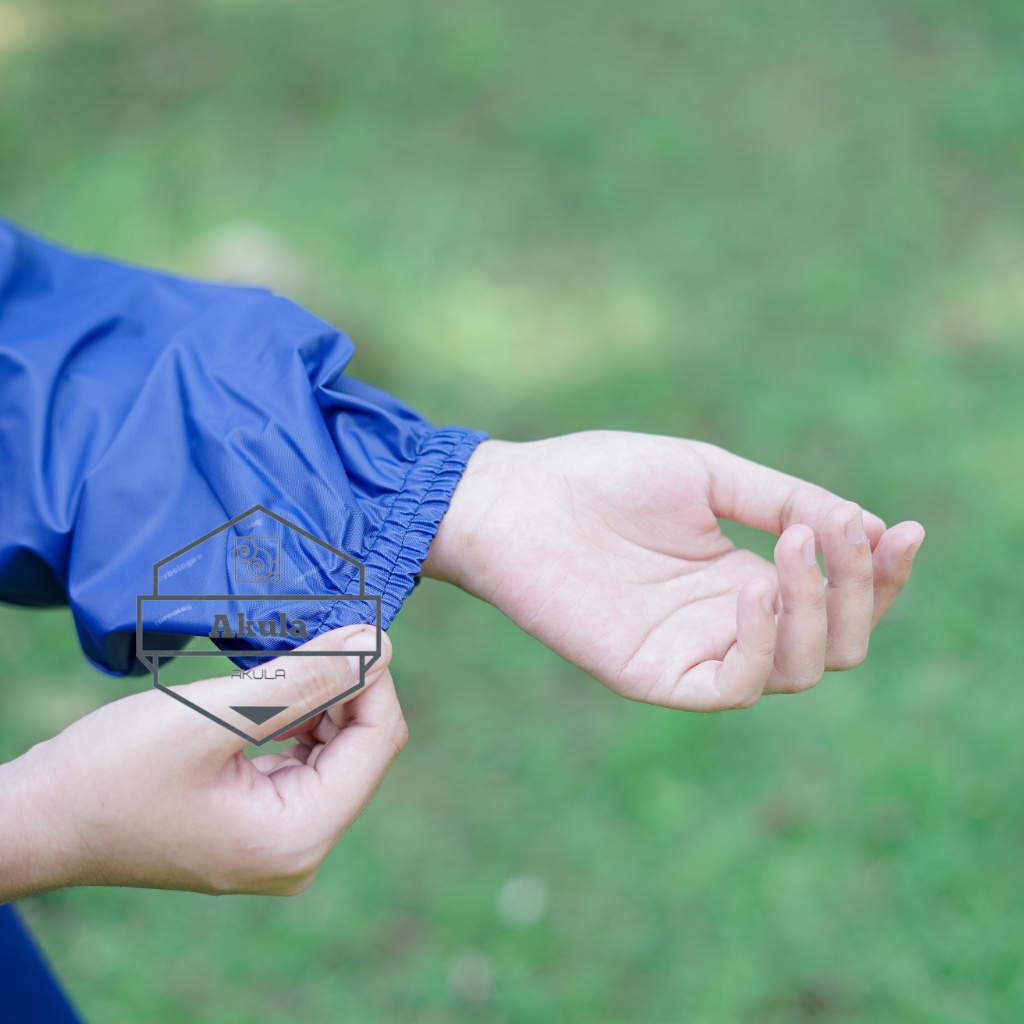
349 425 488 631
0 217 490 676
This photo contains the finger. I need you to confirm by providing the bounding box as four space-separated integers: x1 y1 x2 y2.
276 703 347 745
283 742 315 765
870 521 926 627
303 742 327 769
698 443 887 547
293 668 409 835
166 625 392 763
249 752 307 775
764 525 827 694
670 578 777 711
821 502 875 670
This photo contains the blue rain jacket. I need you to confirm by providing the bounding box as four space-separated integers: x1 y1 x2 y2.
0 217 486 1019
0 218 486 673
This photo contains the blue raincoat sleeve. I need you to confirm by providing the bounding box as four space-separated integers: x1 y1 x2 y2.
0 218 487 674
0 903 83 1023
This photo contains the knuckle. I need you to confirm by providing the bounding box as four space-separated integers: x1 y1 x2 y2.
265 845 328 895
829 639 869 671
185 804 338 896
269 867 319 897
711 671 762 711
828 565 873 595
848 566 875 593
749 633 777 660
278 877 316 897
389 714 410 758
778 489 800 535
727 689 761 710
216 822 329 896
772 656 824 694
829 499 860 525
200 875 239 897
791 666 825 692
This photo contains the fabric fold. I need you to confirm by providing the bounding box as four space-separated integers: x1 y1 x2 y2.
0 217 486 675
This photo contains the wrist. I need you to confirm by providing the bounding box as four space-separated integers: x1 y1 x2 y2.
0 740 88 900
421 438 515 592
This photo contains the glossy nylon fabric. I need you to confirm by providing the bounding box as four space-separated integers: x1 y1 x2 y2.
0 904 82 1023
0 217 486 672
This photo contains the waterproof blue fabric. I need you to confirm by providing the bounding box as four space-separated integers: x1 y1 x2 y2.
0 904 83 1023
0 218 486 673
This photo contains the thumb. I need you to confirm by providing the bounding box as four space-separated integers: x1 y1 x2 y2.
165 624 392 758
292 664 408 839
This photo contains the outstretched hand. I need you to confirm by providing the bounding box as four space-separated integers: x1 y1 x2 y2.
425 432 924 711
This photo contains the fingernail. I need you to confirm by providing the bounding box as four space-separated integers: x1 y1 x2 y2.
845 513 867 546
761 589 775 614
905 541 922 562
341 626 376 653
801 537 818 566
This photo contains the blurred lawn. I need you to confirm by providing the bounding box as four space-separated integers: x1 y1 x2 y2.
2 1 1023 1021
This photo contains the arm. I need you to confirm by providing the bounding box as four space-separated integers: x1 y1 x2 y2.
0 749 77 901
0 220 447 898
0 217 921 718
423 434 924 710
0 218 485 671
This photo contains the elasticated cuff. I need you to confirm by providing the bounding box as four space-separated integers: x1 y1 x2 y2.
358 426 488 629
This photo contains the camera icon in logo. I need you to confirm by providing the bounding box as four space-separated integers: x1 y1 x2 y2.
234 536 281 584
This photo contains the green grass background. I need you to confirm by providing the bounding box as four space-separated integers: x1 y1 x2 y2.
2 1 1023 1021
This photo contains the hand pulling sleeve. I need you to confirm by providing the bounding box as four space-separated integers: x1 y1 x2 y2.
0 218 487 674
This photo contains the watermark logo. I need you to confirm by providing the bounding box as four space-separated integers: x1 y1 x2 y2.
234 536 281 584
136 505 381 745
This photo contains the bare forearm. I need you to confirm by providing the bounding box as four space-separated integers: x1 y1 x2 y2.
0 744 80 902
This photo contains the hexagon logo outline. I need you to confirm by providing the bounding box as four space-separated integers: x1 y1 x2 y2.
136 504 382 745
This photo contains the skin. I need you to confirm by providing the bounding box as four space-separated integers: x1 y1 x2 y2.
0 431 924 898
423 433 925 711
0 626 407 900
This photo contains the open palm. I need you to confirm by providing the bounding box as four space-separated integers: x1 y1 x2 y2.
426 432 924 711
